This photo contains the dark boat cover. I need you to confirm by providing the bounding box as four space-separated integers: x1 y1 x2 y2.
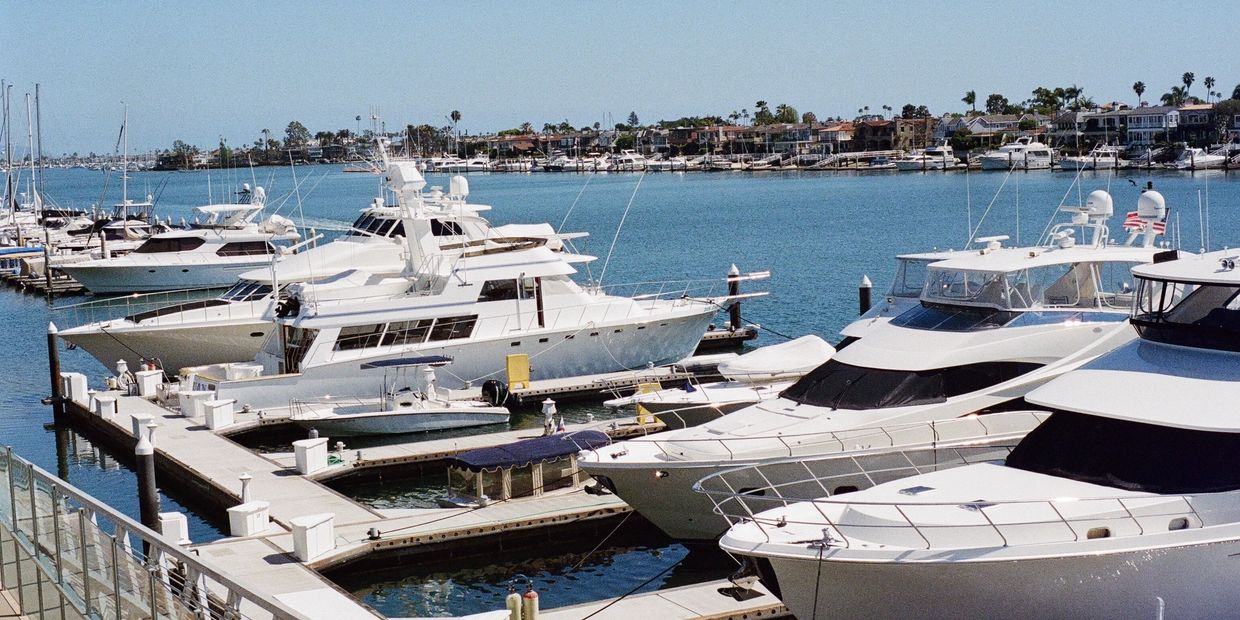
360 355 453 369
447 430 611 472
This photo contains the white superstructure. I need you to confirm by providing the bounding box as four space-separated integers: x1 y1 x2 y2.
978 136 1054 170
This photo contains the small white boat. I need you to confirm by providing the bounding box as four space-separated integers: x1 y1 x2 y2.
894 142 964 171
978 137 1054 170
1059 144 1127 170
609 149 648 171
1168 144 1227 170
291 356 509 436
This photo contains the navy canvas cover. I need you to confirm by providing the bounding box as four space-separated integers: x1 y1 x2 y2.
447 430 611 472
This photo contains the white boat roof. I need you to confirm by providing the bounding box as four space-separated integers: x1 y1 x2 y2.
1027 339 1240 432
1131 249 1240 285
895 249 966 262
238 238 404 283
192 203 262 216
928 244 1159 275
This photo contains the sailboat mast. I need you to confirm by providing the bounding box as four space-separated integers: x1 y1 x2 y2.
24 93 34 210
34 83 44 201
121 104 129 208
2 81 12 219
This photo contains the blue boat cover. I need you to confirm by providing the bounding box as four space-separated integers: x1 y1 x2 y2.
360 355 453 369
447 430 611 472
0 247 43 257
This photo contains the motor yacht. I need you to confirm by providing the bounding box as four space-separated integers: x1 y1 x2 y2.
1059 143 1127 170
609 149 648 172
182 162 748 410
978 136 1054 170
580 187 1174 540
1168 144 1227 170
58 163 567 373
718 244 1240 619
58 185 300 293
894 142 963 171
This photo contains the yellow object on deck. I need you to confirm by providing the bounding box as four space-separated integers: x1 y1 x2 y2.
635 382 661 425
506 354 531 390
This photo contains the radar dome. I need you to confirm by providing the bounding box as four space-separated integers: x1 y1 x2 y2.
450 175 470 197
1137 189 1166 220
1085 190 1113 218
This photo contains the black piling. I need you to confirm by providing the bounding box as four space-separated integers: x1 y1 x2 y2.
135 424 161 544
859 275 873 315
46 322 64 421
727 264 742 330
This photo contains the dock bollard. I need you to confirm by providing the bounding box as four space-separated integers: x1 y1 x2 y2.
239 473 253 504
859 275 873 315
136 423 161 537
47 322 64 421
727 264 742 330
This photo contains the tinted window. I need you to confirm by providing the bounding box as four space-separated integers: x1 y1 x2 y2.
1008 410 1240 494
431 219 464 236
428 315 477 341
382 319 433 346
780 359 1041 410
134 237 206 254
388 221 405 238
216 241 274 256
890 303 1019 332
1133 278 1240 352
335 324 385 351
478 280 520 302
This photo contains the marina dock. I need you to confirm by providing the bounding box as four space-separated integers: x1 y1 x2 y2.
54 372 781 619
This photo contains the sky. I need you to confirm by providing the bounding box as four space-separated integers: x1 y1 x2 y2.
4 0 1240 155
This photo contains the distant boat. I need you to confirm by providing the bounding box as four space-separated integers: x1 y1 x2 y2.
342 163 381 174
1059 144 1127 170
978 137 1054 170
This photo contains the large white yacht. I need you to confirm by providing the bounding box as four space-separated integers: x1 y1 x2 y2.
581 187 1173 540
58 165 562 373
894 142 963 171
59 186 301 293
1059 143 1127 170
1168 144 1227 170
609 149 648 172
718 247 1240 619
978 136 1054 170
183 164 739 410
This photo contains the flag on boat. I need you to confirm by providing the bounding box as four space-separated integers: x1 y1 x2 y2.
1123 210 1167 235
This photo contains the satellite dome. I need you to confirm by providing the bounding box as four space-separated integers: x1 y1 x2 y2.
1085 190 1113 218
1137 189 1166 220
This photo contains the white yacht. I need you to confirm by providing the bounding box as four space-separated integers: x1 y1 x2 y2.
183 163 742 410
580 188 1173 540
718 246 1240 619
894 142 963 171
609 149 648 172
978 136 1054 170
58 168 562 373
1168 144 1227 170
1059 143 1127 170
58 186 300 293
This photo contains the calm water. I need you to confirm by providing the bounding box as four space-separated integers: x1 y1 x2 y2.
4 165 1240 615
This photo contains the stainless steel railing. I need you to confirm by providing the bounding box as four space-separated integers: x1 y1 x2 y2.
0 446 307 619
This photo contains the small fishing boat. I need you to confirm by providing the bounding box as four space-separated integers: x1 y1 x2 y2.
290 356 509 436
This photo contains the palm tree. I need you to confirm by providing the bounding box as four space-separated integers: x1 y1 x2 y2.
449 110 461 155
1132 81 1146 106
1182 72 1195 98
1161 86 1189 107
519 122 533 134
962 90 977 114
741 108 749 124
1204 76 1216 102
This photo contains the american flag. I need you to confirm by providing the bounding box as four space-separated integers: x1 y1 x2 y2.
1123 210 1167 235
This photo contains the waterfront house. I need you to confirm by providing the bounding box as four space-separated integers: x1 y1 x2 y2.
853 120 895 151
1125 105 1179 145
895 117 939 151
816 121 854 153
1176 103 1215 146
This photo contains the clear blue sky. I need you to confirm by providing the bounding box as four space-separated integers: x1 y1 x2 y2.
4 0 1239 155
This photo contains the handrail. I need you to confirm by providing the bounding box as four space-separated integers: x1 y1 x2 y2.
0 446 313 619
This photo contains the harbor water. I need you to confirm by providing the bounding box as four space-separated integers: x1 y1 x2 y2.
4 165 1240 616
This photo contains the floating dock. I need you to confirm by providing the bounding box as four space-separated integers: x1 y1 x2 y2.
55 368 783 619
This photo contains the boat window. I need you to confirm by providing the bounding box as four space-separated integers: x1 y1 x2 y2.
1132 277 1240 351
334 324 385 351
216 241 275 257
892 303 1020 331
1008 410 1240 494
890 259 932 298
133 237 206 254
1096 261 1143 308
779 359 1041 410
428 315 478 341
388 221 405 238
431 219 465 236
925 269 1008 307
284 327 318 373
382 319 433 346
521 277 538 299
221 281 274 302
348 214 376 236
124 299 230 324
478 279 521 302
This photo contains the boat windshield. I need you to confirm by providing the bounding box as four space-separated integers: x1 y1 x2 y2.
220 281 274 302
1132 276 1238 351
779 359 1040 410
889 258 934 298
1007 410 1240 494
923 262 1113 310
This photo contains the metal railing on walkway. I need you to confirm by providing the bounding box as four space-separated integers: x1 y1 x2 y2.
0 446 305 619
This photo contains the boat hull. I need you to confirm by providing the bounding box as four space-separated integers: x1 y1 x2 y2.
756 537 1240 620
293 408 509 436
979 156 1053 170
60 261 268 293
62 319 267 373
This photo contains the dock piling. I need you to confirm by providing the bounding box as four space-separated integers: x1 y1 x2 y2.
135 423 160 536
46 322 64 421
727 264 742 330
859 275 873 315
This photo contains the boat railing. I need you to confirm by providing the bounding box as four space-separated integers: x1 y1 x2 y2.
0 446 311 619
51 287 236 329
703 458 1210 551
630 410 1048 462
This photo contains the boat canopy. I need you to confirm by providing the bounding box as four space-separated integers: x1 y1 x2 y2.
360 355 453 369
446 430 610 472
